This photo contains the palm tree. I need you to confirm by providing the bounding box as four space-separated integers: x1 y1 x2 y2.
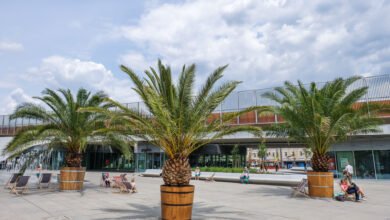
257 143 267 172
89 60 262 186
263 76 381 172
4 88 132 168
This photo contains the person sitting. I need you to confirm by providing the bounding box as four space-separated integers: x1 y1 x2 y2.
194 167 201 180
340 179 365 201
103 173 110 187
130 176 137 193
120 173 128 182
240 172 249 184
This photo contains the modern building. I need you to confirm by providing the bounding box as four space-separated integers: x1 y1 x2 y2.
247 146 310 169
0 74 389 179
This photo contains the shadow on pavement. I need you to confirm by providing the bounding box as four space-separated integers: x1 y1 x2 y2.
94 202 251 220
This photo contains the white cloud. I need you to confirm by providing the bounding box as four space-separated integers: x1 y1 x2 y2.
117 0 390 89
0 88 36 114
0 41 24 52
119 52 152 73
24 56 138 104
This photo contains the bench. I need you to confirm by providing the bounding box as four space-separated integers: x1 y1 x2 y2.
141 169 162 177
141 170 305 186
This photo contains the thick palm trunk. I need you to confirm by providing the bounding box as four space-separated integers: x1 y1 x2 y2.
162 157 192 186
65 152 83 167
311 151 329 172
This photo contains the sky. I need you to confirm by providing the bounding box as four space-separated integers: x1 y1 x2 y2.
0 0 389 114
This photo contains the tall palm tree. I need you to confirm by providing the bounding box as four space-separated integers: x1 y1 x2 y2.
87 60 262 185
263 76 381 172
4 88 132 167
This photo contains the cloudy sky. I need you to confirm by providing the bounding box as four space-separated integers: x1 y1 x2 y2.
0 0 389 114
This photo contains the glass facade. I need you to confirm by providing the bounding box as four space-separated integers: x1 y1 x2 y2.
354 151 375 179
188 144 247 168
374 150 390 179
326 149 390 179
135 152 166 172
43 145 136 172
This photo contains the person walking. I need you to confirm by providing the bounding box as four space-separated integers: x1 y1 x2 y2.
344 162 353 183
274 159 279 173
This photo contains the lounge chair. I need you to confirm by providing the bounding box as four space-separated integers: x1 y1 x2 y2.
11 176 30 195
123 175 137 193
4 173 22 189
291 178 309 197
38 173 52 189
205 173 215 182
112 176 128 193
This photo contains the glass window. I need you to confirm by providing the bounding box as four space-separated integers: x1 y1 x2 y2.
374 150 390 179
354 151 375 179
336 151 354 177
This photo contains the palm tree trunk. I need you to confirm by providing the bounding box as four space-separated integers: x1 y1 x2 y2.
162 157 192 186
65 152 83 167
311 151 329 172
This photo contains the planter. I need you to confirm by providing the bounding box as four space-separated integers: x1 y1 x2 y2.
307 171 334 198
59 167 86 191
161 185 194 220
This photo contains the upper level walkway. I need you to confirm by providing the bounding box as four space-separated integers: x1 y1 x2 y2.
1 74 389 136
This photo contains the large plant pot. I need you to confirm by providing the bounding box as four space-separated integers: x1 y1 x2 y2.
307 171 334 198
59 167 86 191
161 185 194 220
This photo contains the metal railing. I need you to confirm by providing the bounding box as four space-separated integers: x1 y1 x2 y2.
1 74 389 136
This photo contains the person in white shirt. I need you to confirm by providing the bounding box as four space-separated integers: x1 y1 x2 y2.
344 162 353 183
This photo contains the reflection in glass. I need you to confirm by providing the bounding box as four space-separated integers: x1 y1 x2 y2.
374 150 390 179
354 151 375 179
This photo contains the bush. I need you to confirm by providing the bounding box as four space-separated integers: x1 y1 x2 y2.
193 167 257 173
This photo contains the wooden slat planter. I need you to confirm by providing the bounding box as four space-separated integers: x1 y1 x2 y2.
161 185 194 220
59 167 86 191
307 171 334 198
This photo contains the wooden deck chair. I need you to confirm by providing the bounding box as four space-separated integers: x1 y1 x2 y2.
112 177 128 193
11 176 30 195
4 173 22 189
38 173 52 189
205 173 215 182
291 178 309 197
123 181 134 193
123 175 137 193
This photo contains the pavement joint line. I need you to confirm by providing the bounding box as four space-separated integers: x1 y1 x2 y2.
20 194 54 217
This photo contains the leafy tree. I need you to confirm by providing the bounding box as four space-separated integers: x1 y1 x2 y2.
231 144 240 168
88 60 262 185
4 88 132 167
263 76 381 172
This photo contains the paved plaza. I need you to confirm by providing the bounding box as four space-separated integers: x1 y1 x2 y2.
0 171 390 220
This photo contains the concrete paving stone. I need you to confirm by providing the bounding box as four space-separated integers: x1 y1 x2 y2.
1 171 390 220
